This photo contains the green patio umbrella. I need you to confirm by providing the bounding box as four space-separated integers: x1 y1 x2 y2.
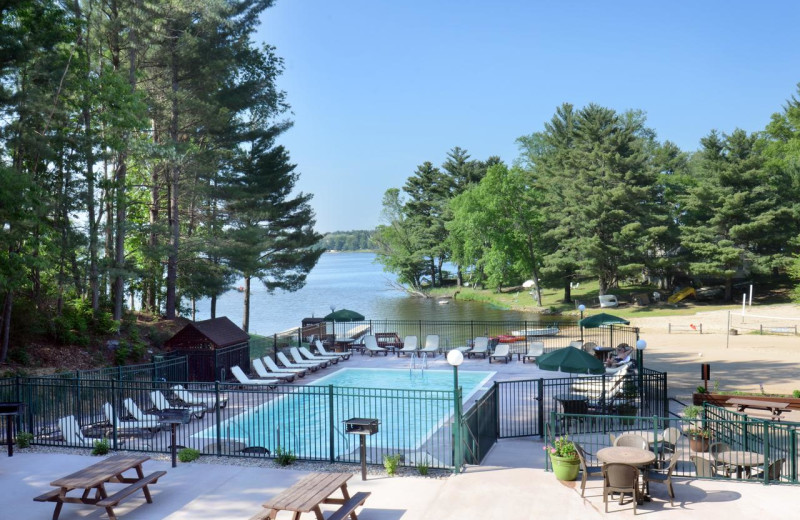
578 313 630 328
323 309 365 322
536 346 606 375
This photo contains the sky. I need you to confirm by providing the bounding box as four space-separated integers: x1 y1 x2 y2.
255 1 800 233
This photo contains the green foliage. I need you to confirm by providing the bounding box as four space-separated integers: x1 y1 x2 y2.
416 459 429 476
113 343 131 366
383 453 403 476
274 447 297 466
92 439 110 456
544 435 577 459
793 390 800 398
16 432 33 448
696 386 707 394
682 405 703 419
686 427 712 439
178 448 200 463
318 230 375 251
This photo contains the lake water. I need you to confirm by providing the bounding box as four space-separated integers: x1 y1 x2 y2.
194 252 542 335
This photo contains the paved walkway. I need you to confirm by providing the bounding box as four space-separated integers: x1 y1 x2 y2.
3 438 793 519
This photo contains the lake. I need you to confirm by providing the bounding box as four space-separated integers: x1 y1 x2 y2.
193 252 542 335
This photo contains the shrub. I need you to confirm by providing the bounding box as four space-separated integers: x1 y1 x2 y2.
274 447 297 466
92 439 110 456
696 386 707 394
794 390 800 399
178 448 200 463
16 432 34 448
383 453 403 476
416 459 429 476
682 405 703 420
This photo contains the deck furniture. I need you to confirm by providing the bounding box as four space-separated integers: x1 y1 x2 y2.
522 341 544 363
252 358 296 382
253 471 370 520
58 415 96 447
34 454 165 520
315 340 352 360
726 398 791 418
614 434 649 450
574 442 603 498
418 335 439 356
102 403 160 437
277 351 319 372
597 447 656 506
714 450 765 479
231 365 280 387
0 401 24 456
291 347 330 368
171 385 228 410
363 335 389 356
263 355 307 377
489 344 511 363
396 335 419 356
645 452 679 506
149 391 205 419
690 455 717 477
465 337 490 359
602 463 643 514
375 332 403 352
299 346 339 365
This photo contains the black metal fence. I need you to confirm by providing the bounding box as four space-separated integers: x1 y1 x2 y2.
37 357 188 382
461 384 498 464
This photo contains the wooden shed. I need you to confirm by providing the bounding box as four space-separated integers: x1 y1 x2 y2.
164 317 250 382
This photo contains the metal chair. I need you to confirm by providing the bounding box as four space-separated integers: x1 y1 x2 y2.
690 455 717 477
710 442 734 476
614 434 649 450
750 458 785 482
645 452 679 506
659 427 682 456
603 463 642 514
574 442 603 498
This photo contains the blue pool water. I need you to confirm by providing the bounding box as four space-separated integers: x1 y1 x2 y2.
195 368 494 460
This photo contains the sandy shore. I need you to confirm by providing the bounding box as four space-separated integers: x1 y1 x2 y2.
627 304 800 398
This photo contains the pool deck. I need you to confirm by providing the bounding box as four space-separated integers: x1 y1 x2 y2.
5 437 793 520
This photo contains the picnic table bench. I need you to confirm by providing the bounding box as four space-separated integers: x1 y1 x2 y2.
252 471 370 520
726 398 791 418
33 454 165 520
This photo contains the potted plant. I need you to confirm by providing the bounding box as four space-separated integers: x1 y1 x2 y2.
682 405 712 452
543 435 580 481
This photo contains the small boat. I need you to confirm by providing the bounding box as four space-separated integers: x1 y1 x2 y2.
510 326 560 337
437 300 450 305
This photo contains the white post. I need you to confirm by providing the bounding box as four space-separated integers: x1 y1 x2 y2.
748 284 753 307
726 311 731 349
741 294 746 316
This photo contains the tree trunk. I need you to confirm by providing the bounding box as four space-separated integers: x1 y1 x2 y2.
456 266 463 287
146 121 160 313
164 22 180 320
0 291 12 364
724 276 733 302
563 276 572 304
242 276 251 333
210 295 217 319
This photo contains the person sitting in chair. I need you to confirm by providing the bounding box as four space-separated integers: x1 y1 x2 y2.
605 345 633 367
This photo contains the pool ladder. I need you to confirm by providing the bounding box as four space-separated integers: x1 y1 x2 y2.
410 352 428 372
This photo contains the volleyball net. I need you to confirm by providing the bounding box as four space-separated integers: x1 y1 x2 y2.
731 312 800 335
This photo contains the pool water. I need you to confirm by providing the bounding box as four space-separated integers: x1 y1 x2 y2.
195 368 494 460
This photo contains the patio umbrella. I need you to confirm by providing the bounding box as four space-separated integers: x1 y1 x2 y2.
323 309 365 322
578 312 630 328
536 346 605 375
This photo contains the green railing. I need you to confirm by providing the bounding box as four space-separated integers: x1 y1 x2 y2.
40 357 188 383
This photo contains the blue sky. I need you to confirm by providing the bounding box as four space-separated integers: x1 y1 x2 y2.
255 1 800 233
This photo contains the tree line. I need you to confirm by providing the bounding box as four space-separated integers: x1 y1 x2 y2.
0 0 322 362
376 94 800 304
317 230 374 252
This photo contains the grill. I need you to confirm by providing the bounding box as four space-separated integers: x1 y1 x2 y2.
344 418 379 435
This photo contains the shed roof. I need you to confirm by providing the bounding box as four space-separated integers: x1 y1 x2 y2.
165 316 249 350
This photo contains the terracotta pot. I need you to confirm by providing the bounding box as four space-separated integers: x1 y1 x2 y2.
688 434 711 452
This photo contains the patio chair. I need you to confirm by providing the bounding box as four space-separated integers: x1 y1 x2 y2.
58 415 95 447
315 340 351 360
609 433 617 446
102 402 160 436
123 398 161 423
710 442 734 476
691 455 717 477
645 451 679 506
263 355 307 377
750 458 784 481
288 347 328 368
574 441 603 497
582 341 598 354
231 365 279 387
614 434 649 450
568 340 583 349
465 337 490 358
253 358 295 382
657 427 682 458
396 335 419 356
171 384 229 409
277 351 319 372
298 346 337 365
418 335 439 356
603 463 642 514
149 390 205 419
489 343 511 363
522 341 544 364
363 335 389 356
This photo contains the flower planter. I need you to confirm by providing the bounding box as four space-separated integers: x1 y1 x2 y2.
550 454 580 481
693 392 800 409
688 435 711 452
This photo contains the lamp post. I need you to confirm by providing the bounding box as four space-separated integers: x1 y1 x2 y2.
578 304 586 343
447 349 464 475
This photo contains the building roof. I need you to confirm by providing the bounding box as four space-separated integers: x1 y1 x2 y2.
165 316 249 350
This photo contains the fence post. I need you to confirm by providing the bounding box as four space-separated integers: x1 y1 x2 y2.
537 378 545 438
215 381 222 456
494 381 500 438
790 426 797 482
110 378 118 450
328 385 335 463
763 421 771 484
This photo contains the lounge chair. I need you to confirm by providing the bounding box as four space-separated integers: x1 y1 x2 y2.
123 398 161 423
58 415 95 447
171 384 229 409
289 347 329 368
489 343 511 363
102 402 160 435
396 336 419 357
253 358 295 382
568 340 583 349
315 340 351 360
149 390 205 419
231 365 279 387
263 355 307 377
363 335 389 356
418 335 439 356
299 346 338 365
466 337 490 359
277 351 319 372
522 341 544 363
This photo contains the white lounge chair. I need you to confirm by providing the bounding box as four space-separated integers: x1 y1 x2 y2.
466 337 490 359
123 398 161 423
298 346 338 365
289 347 329 368
231 365 279 387
263 355 307 377
253 358 295 382
397 336 418 357
102 402 160 435
171 385 229 409
315 340 351 360
150 390 205 418
418 335 439 356
522 341 545 364
277 351 319 372
363 335 388 356
489 343 512 363
58 415 94 447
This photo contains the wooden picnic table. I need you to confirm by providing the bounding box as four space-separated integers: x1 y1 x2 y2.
256 472 370 520
726 398 791 418
34 454 165 520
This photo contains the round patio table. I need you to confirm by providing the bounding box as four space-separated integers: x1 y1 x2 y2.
715 451 764 479
597 446 656 467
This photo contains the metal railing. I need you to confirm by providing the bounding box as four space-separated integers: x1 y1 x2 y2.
39 357 188 383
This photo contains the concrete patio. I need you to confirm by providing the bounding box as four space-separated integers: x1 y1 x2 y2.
3 436 794 520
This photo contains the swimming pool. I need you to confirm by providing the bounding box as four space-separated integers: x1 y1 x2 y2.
195 368 494 462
